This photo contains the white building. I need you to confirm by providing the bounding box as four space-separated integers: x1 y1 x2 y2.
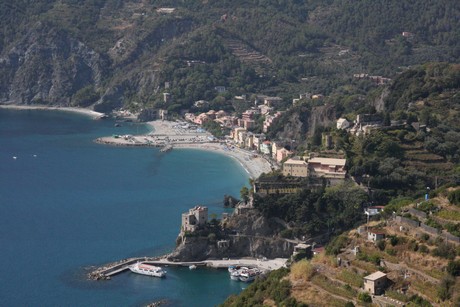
337 118 350 130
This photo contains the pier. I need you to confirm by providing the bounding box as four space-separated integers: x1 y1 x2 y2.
88 256 288 280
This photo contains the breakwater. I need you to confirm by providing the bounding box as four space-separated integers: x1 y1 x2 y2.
88 256 288 280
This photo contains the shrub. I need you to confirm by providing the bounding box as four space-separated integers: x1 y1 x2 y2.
358 292 372 303
290 259 315 281
432 243 457 260
418 201 437 214
376 239 386 251
421 233 430 242
425 218 442 230
446 260 460 276
418 244 429 254
326 234 349 256
386 248 396 256
357 252 381 265
409 294 433 307
270 280 291 303
408 240 419 251
389 235 400 246
437 276 455 301
447 189 460 205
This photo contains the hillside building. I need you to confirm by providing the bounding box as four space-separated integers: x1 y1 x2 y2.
252 134 266 151
276 147 292 163
307 157 346 179
368 229 385 242
364 271 388 295
181 206 208 233
337 118 350 130
163 92 172 103
283 158 308 177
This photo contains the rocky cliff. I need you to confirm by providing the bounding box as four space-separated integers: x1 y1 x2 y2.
0 22 107 105
269 103 336 145
168 209 296 261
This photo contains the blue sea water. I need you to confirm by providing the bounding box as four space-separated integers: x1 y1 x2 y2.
0 109 248 306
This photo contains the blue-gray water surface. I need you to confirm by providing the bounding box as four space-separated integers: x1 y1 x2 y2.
0 109 248 306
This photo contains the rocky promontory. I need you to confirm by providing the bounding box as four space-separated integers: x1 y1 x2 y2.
168 207 297 262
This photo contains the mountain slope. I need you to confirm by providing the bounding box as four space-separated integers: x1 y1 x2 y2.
0 0 458 112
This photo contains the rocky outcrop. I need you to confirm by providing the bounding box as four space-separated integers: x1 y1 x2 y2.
0 22 107 105
168 210 296 261
272 103 336 144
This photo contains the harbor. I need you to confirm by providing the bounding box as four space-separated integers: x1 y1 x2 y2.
95 119 273 179
88 256 288 280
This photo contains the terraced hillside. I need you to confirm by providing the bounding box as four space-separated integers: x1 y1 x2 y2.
223 188 460 306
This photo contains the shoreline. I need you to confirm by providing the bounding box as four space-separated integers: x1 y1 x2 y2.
98 120 274 179
173 143 271 179
0 104 105 119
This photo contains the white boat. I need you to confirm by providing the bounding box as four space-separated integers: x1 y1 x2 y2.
228 265 240 273
229 266 248 281
239 268 261 283
230 270 241 280
189 265 197 270
129 262 166 278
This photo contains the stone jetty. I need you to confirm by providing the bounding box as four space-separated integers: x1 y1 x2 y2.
88 255 287 281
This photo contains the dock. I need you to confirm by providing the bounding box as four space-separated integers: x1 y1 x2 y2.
88 256 207 280
88 256 288 280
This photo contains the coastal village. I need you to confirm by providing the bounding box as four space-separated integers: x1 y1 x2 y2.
2 1 460 306
81 74 460 305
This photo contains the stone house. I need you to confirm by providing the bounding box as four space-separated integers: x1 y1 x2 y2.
364 271 388 295
181 206 208 233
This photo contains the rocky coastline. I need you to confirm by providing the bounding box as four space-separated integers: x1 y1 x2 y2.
87 207 293 281
169 208 296 262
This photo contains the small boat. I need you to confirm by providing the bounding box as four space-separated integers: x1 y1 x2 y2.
189 265 197 270
228 265 240 273
230 270 241 280
239 268 261 283
229 266 248 281
129 262 166 278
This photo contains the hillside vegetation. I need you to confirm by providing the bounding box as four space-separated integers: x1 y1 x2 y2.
222 188 460 307
0 0 459 112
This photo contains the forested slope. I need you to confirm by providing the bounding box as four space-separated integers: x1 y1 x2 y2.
0 0 458 112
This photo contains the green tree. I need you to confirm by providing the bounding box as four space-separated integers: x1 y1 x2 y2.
240 186 250 202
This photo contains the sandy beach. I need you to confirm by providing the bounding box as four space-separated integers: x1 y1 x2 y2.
98 120 274 179
0 104 105 119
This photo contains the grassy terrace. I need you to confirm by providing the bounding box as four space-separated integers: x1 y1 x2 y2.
336 269 364 288
311 274 357 300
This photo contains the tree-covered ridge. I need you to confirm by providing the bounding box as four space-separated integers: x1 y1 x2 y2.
0 0 459 109
254 182 367 239
312 0 460 73
344 63 460 201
